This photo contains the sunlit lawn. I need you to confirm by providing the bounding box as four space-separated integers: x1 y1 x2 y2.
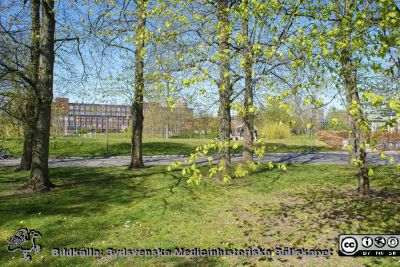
264 135 333 153
0 164 399 266
1 134 334 158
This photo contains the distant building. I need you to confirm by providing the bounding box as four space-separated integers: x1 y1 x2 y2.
230 117 258 140
52 98 194 136
369 109 399 131
319 118 329 126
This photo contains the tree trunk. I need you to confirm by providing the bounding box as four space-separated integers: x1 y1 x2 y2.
347 114 357 165
241 0 254 163
216 0 232 177
340 47 370 196
128 0 146 169
28 0 56 191
20 126 34 170
357 142 369 195
338 0 369 196
165 120 169 139
152 118 155 138
19 0 41 171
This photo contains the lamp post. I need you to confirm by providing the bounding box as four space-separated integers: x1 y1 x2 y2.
106 114 110 156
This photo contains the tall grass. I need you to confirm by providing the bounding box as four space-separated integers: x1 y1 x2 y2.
261 122 291 139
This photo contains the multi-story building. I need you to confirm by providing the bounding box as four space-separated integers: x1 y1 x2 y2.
52 98 194 136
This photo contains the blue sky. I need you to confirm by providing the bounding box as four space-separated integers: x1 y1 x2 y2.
2 0 395 117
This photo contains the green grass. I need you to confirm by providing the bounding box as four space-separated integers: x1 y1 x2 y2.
264 135 334 153
1 134 211 158
0 165 399 266
1 134 334 158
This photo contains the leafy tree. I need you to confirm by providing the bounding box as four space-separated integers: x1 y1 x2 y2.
1 0 82 176
325 107 349 131
129 0 147 169
239 0 254 162
290 0 400 195
194 114 218 137
215 0 233 178
0 1 36 170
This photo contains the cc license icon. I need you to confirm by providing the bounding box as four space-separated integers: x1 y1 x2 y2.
341 237 358 254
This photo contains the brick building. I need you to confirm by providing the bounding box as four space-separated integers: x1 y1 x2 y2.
52 98 194 136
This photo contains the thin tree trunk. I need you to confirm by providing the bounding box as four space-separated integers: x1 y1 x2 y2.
338 0 369 196
20 0 41 171
347 114 357 165
216 0 232 177
242 0 254 163
340 45 369 196
28 0 56 191
128 0 146 169
356 120 369 195
152 118 155 138
165 119 169 139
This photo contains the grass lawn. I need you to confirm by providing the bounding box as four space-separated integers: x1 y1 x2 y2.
1 134 334 158
0 164 399 266
263 135 333 153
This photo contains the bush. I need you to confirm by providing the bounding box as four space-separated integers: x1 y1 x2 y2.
369 131 400 150
261 122 291 139
323 121 349 131
317 131 348 149
318 130 400 150
0 116 23 138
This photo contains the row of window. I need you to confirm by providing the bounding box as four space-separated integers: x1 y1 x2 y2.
67 109 169 115
69 105 130 112
67 123 128 128
66 126 125 132
68 111 130 116
68 106 182 113
64 116 128 122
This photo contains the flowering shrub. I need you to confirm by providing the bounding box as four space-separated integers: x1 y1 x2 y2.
316 131 348 149
369 131 400 150
317 130 400 150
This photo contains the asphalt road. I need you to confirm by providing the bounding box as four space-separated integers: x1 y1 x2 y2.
0 152 399 168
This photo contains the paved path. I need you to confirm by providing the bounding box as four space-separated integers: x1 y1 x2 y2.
0 152 399 168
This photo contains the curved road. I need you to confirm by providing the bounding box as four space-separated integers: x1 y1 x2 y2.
0 152 399 168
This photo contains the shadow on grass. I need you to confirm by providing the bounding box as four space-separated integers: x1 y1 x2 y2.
0 166 228 266
225 164 400 265
254 177 400 245
0 165 398 266
172 257 222 267
0 169 139 221
302 187 400 234
0 166 199 226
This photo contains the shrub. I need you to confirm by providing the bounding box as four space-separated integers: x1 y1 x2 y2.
369 131 400 150
318 130 400 150
0 116 23 138
261 122 291 139
317 131 348 149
